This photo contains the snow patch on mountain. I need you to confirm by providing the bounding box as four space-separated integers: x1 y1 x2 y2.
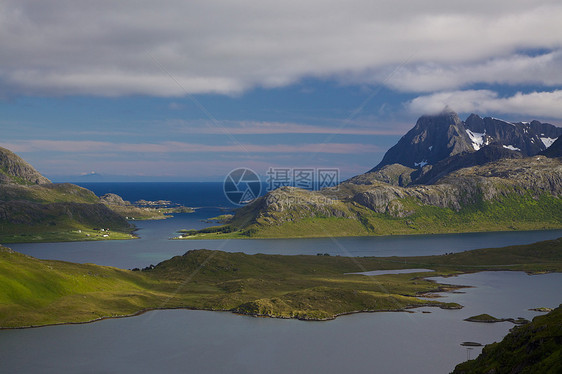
466 129 487 151
541 137 558 149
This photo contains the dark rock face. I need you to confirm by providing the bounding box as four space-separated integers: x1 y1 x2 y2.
464 115 562 156
412 143 524 185
372 111 562 172
372 110 473 171
0 147 51 185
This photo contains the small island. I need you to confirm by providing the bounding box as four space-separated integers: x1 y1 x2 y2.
465 314 504 323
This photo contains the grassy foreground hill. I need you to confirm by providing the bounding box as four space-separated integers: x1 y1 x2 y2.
1 237 561 328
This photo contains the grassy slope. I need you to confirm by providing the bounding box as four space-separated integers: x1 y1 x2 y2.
179 192 562 239
453 305 562 374
0 183 138 243
1 237 561 328
0 246 170 327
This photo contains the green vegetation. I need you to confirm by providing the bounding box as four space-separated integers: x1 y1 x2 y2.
206 214 234 223
178 156 562 240
0 228 136 243
0 183 99 204
453 305 562 374
1 237 561 328
178 192 562 239
0 199 135 243
0 181 138 243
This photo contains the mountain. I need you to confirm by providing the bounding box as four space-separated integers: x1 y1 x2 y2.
452 304 562 374
372 110 562 172
0 146 51 185
186 111 562 239
0 147 134 243
373 109 473 171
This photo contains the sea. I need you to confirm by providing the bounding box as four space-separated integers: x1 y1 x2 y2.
1 182 561 374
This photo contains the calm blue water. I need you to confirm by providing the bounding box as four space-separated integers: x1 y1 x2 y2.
76 181 266 208
8 182 562 269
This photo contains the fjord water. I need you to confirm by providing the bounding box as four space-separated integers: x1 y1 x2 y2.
8 183 562 269
1 272 560 374
2 183 562 373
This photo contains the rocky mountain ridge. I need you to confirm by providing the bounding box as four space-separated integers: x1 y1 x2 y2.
372 109 561 172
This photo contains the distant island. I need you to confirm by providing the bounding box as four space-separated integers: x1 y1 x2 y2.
177 110 562 239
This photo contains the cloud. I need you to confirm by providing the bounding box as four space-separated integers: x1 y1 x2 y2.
378 50 562 92
1 1 562 96
408 89 562 119
1 140 381 154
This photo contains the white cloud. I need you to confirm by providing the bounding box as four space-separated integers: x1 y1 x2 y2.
408 89 562 119
378 51 562 92
1 0 562 96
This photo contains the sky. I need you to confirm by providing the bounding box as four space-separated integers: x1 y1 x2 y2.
1 0 562 182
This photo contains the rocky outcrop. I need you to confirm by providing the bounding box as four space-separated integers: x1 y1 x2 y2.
347 164 415 187
0 147 51 185
100 193 130 206
232 186 355 227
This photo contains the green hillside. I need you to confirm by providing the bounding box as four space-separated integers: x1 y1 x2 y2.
0 147 138 243
1 237 561 328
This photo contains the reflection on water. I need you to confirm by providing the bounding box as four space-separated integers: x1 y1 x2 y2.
1 271 560 374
